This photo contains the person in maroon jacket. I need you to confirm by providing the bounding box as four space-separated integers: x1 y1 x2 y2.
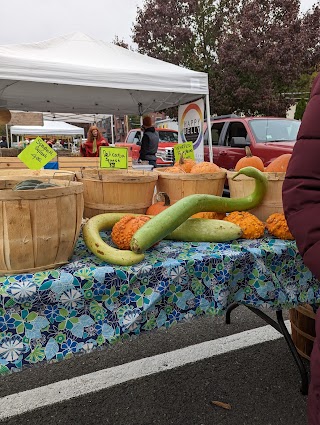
283 72 320 424
80 125 109 157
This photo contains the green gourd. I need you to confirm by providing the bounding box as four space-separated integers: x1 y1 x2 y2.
131 166 268 254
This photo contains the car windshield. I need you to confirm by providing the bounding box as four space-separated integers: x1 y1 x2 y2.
249 119 301 143
159 131 178 142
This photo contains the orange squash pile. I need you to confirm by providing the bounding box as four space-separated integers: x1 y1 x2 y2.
163 157 221 174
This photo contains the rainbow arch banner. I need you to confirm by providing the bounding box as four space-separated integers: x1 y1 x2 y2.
178 98 204 162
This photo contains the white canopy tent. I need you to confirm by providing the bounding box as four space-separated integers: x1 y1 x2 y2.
10 120 84 137
0 32 213 160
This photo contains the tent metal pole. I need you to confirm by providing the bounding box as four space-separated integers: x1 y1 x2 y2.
205 94 213 163
110 115 114 144
5 124 9 148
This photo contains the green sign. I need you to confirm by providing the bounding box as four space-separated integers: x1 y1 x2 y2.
100 147 128 169
174 141 195 162
18 137 57 170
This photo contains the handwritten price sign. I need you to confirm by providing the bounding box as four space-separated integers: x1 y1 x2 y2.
100 147 128 169
18 137 57 170
173 141 195 162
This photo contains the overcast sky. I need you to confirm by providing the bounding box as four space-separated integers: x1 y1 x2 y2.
0 0 317 46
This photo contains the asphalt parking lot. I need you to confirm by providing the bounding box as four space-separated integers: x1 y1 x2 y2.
0 306 309 425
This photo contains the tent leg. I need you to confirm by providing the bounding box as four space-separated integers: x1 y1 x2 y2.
205 94 213 163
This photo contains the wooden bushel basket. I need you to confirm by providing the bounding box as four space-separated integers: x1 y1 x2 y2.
227 171 285 222
0 179 84 275
75 169 158 218
289 305 316 360
0 169 75 180
155 169 226 204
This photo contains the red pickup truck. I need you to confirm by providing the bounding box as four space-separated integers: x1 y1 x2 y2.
202 115 301 169
116 128 178 167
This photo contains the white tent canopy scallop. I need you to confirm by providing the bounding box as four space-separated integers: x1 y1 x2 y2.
10 120 84 137
0 32 209 116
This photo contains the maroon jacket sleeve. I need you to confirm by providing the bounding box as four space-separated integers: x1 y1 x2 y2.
282 73 320 279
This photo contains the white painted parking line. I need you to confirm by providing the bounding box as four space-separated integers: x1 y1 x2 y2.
0 321 290 420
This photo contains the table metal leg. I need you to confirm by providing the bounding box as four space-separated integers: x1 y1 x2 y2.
225 303 309 395
225 302 240 324
276 310 309 395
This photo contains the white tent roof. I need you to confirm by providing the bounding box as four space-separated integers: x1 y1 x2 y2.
10 120 85 136
42 113 112 124
0 32 208 115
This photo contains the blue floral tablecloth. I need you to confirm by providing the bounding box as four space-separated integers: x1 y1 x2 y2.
0 232 319 375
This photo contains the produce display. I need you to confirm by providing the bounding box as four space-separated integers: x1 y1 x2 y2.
131 166 267 254
83 212 243 265
224 211 265 239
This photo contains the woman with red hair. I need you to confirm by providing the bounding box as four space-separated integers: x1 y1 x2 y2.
80 125 109 157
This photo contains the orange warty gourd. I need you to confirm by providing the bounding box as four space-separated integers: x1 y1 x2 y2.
264 154 292 173
146 192 171 215
174 155 196 173
192 212 226 219
265 213 294 240
224 211 265 239
234 147 264 172
190 162 221 174
111 215 151 250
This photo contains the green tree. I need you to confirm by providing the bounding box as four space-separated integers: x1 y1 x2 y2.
294 98 307 120
133 0 320 116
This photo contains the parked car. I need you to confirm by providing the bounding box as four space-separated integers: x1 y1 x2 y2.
116 128 178 166
202 115 301 169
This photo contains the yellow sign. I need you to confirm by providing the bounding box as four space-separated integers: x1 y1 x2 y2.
18 137 57 170
100 147 128 169
174 142 195 162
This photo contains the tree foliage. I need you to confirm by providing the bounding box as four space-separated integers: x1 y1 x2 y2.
132 0 320 116
294 97 307 120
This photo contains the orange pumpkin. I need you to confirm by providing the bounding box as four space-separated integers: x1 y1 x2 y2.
146 192 171 215
192 212 226 219
190 162 221 174
265 154 292 173
111 215 151 250
234 147 264 172
174 155 196 173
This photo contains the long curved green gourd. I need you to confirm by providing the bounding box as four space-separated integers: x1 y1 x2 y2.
131 166 268 254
